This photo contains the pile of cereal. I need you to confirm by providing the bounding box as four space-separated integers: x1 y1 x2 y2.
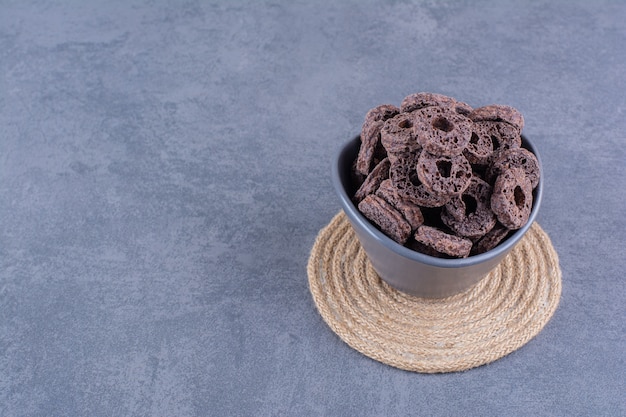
352 92 540 258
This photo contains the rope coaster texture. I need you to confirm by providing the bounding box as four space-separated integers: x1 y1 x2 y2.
308 211 562 373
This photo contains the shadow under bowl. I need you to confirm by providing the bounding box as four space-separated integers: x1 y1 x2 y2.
332 135 543 298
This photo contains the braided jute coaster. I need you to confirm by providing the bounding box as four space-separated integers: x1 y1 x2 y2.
308 211 562 373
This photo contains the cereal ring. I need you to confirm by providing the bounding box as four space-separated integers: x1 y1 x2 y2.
490 168 533 230
490 122 522 153
470 224 511 256
416 151 473 197
358 194 412 244
488 147 540 188
468 105 524 131
356 104 399 175
380 112 421 155
464 121 522 165
356 121 383 175
413 225 472 258
441 177 497 238
401 92 473 115
365 103 401 123
351 157 367 190
376 179 424 231
405 239 448 258
389 150 451 208
353 158 390 203
412 106 473 157
463 122 495 165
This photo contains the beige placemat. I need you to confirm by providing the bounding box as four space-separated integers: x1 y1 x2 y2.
308 211 561 373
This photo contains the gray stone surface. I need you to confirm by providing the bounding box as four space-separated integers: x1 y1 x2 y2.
1 1 624 416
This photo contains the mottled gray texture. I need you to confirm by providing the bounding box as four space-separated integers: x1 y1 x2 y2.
0 1 624 416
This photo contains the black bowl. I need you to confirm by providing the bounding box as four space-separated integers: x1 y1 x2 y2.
332 135 543 298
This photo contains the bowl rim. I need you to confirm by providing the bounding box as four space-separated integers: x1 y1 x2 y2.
332 134 543 268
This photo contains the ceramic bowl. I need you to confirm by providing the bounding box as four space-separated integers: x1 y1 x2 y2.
332 135 543 298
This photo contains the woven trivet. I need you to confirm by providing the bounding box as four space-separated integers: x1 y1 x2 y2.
308 211 561 373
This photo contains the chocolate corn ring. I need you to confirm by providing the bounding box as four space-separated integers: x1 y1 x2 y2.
468 104 524 131
413 106 473 157
441 176 497 238
358 194 412 244
488 147 540 188
400 92 473 115
356 104 399 175
376 179 424 231
490 168 533 230
389 150 451 208
413 225 473 258
470 223 511 256
380 112 421 155
463 122 495 165
416 151 473 197
353 157 390 203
